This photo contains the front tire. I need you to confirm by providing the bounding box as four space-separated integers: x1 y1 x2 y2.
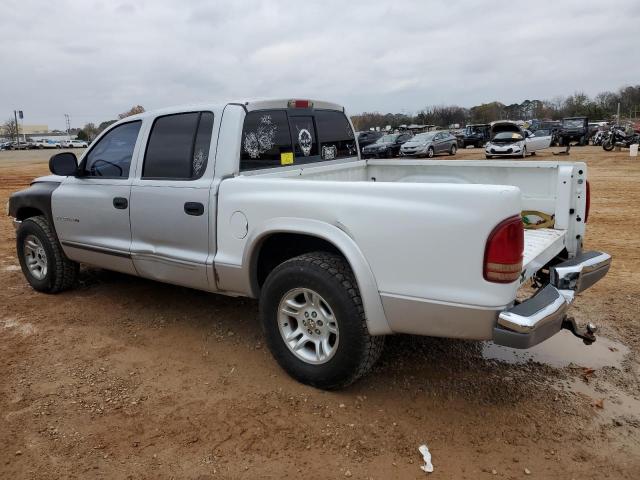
16 216 78 293
521 146 527 158
426 146 434 158
260 252 384 390
449 144 457 155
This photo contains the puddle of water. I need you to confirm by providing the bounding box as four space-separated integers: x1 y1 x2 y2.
562 379 640 422
482 329 629 369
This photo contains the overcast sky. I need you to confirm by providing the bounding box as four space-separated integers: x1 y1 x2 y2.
2 0 639 129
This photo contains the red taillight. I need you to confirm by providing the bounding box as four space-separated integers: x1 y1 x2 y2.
584 180 590 223
288 99 313 109
484 215 524 283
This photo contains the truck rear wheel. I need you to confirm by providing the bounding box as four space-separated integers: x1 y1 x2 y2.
260 252 384 390
16 216 78 293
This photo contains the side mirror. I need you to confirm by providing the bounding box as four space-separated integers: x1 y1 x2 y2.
49 152 78 176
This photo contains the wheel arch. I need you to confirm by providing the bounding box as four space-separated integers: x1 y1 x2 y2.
243 219 392 335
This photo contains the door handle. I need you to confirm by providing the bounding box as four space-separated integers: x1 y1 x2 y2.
184 202 204 216
113 197 128 209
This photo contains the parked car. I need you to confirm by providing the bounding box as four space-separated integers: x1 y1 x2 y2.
400 131 458 157
8 98 610 389
533 121 562 146
485 121 552 158
6 141 32 150
60 139 89 148
33 139 62 149
356 131 383 148
361 132 412 158
461 124 491 148
559 117 589 146
0 141 12 150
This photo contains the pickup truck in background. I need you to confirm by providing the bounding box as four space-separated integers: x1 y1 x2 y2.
8 98 611 389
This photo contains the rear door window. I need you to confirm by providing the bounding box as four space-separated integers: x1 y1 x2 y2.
142 112 213 180
315 110 356 160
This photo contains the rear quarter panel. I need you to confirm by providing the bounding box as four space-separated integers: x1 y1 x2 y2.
215 177 522 310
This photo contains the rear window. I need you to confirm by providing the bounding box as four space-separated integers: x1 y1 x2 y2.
240 109 356 171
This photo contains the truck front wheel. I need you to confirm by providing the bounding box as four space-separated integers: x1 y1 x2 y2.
16 216 78 293
260 252 384 390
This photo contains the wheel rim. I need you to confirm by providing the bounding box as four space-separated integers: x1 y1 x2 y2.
428 148 434 158
23 234 48 280
277 288 339 365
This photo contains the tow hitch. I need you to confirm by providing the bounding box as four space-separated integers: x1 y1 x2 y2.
562 316 598 345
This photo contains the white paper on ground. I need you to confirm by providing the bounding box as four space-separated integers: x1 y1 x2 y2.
418 444 434 473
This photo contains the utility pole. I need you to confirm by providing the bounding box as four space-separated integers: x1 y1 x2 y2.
616 102 621 125
64 114 71 140
14 110 20 147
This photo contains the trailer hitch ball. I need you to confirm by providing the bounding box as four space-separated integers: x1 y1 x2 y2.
561 317 597 345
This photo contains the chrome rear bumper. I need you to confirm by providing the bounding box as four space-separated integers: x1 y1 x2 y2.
493 250 611 349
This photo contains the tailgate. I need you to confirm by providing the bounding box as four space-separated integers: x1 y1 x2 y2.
521 228 566 282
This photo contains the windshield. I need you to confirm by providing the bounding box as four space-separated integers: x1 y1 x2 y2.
376 134 397 143
563 119 584 128
493 132 523 141
411 133 436 142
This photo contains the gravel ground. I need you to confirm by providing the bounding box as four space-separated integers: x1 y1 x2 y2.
1 146 639 479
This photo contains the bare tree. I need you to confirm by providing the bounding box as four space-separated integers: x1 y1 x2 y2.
2 118 19 141
118 105 145 119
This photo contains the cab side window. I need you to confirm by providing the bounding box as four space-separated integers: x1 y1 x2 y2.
82 121 142 178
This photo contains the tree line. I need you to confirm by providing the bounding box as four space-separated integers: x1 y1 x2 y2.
351 84 640 131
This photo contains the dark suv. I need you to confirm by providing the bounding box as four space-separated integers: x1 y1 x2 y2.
461 124 490 148
559 117 589 146
356 131 383 148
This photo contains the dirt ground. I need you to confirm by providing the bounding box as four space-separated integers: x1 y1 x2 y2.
1 146 639 479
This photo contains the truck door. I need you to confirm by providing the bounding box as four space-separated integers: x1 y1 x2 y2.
129 111 215 291
52 121 143 274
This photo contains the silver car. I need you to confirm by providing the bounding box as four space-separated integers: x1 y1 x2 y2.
400 131 458 158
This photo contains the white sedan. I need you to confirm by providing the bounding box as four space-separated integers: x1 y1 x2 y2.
486 123 551 159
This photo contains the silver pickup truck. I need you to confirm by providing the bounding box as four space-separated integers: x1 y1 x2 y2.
8 98 611 389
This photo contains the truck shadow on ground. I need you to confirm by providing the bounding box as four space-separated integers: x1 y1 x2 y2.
74 267 564 404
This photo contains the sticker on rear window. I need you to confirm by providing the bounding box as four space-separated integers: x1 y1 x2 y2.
243 114 277 159
280 152 293 165
297 128 312 157
322 145 337 160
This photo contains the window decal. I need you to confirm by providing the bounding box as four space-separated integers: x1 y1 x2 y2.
193 149 207 176
280 152 294 165
297 128 312 156
243 114 277 159
322 145 337 160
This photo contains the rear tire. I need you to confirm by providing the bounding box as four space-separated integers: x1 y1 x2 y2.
449 144 457 155
16 216 78 293
260 252 384 390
